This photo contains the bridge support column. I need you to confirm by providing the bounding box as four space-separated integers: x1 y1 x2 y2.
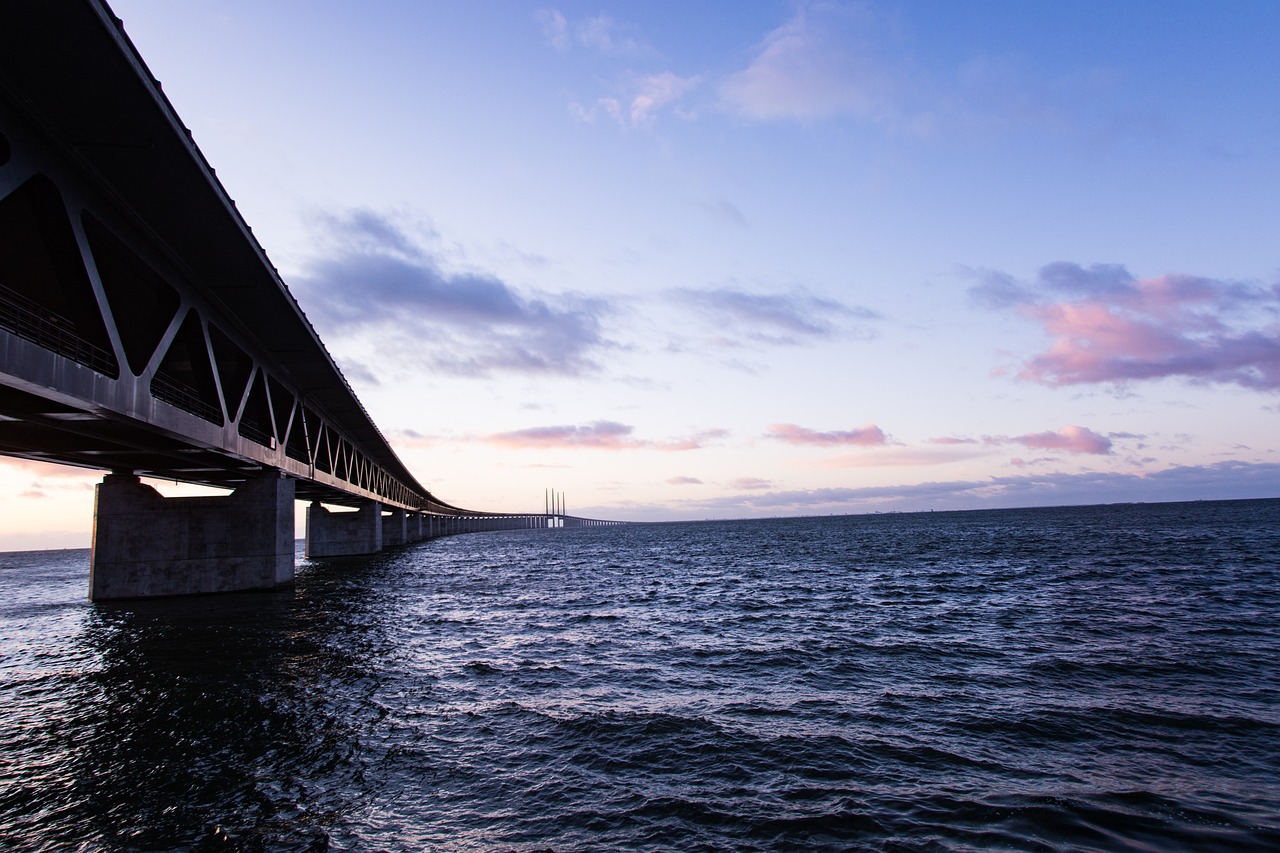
383 507 407 547
305 500 382 557
89 472 295 601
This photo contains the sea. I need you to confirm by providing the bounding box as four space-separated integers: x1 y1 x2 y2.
1 498 1277 852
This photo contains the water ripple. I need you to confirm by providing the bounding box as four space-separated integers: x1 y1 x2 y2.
1 500 1278 850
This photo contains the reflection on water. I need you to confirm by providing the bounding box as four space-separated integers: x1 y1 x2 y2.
1 548 404 850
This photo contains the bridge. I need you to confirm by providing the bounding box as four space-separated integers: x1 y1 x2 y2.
0 0 622 600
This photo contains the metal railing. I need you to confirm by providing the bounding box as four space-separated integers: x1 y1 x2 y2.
0 282 119 377
150 371 223 424
237 418 274 448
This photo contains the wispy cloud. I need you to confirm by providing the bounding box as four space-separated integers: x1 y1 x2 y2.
551 2 1162 147
335 357 381 389
700 199 749 228
295 209 616 378
577 71 701 127
540 8 699 127
535 9 571 51
672 286 880 347
484 421 727 451
576 15 642 55
615 72 701 126
818 445 988 468
667 475 703 485
972 262 1280 392
815 426 1117 468
538 9 650 56
767 422 1114 458
731 477 773 491
766 422 887 447
720 1 899 122
684 460 1280 515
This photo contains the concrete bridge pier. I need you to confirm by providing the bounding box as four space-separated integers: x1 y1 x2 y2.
382 507 408 547
89 472 296 601
305 500 382 558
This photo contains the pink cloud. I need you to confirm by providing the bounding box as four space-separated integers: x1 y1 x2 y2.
981 263 1280 391
731 477 773 490
667 476 703 485
928 436 980 445
766 423 887 446
488 421 641 450
819 446 987 468
485 421 725 451
654 428 730 451
1012 425 1113 455
1010 456 1056 468
719 2 895 122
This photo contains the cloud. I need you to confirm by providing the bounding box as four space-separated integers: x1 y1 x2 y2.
580 72 701 128
731 477 773 491
700 199 749 229
667 476 703 485
535 9 571 51
972 262 1280 392
296 209 615 378
538 9 650 56
335 357 380 389
720 1 899 122
626 72 701 125
574 14 649 56
1009 457 1056 468
484 421 727 451
684 460 1280 516
810 426 1116 467
673 286 879 347
1012 425 1112 455
820 445 988 468
766 422 887 447
542 9 699 127
388 428 439 449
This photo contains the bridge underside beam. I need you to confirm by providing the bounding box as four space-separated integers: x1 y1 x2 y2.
89 471 295 601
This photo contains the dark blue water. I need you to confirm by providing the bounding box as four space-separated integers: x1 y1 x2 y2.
2 499 1278 851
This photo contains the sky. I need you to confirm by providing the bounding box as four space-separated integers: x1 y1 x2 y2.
3 0 1280 549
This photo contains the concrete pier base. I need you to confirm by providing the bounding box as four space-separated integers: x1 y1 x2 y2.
383 507 407 547
89 472 296 601
305 500 382 557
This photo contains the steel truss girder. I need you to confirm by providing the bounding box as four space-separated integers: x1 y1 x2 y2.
0 4 443 512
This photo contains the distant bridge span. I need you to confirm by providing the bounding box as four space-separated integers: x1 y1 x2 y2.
0 0 621 599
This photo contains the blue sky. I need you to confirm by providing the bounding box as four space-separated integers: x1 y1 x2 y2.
3 0 1279 547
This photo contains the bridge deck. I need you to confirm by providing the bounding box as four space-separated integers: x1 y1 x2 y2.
0 0 462 514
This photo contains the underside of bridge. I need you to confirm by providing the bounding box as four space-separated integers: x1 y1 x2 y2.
0 1 622 599
0 0 434 511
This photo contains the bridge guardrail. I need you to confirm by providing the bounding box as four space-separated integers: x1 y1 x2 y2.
0 281 118 378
